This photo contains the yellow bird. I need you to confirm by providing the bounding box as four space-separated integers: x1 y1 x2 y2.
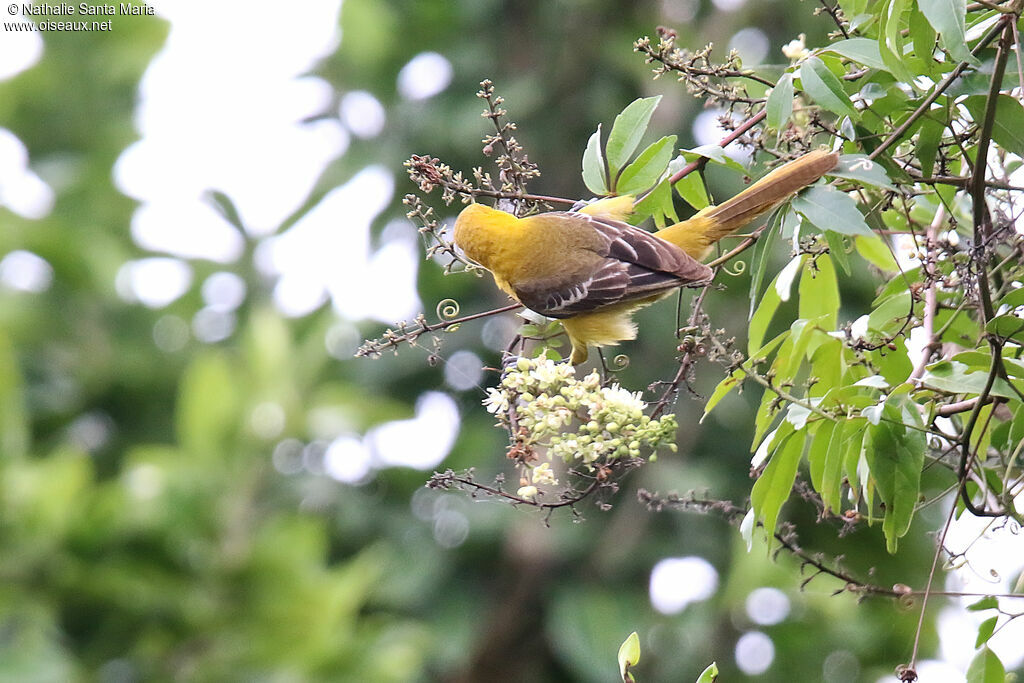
454 150 839 364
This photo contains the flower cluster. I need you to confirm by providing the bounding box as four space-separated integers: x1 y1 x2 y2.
484 356 678 492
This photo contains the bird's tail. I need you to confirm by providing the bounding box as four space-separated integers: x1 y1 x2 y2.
655 150 839 259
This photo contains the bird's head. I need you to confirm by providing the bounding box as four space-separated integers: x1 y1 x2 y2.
453 203 517 265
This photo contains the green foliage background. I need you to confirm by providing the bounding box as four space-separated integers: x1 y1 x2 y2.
0 0 1015 681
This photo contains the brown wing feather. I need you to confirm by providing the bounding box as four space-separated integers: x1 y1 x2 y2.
510 212 713 318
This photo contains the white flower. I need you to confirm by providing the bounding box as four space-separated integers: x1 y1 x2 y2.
529 358 573 389
531 462 558 486
483 387 509 414
544 410 570 431
502 372 528 390
782 33 809 62
517 485 539 500
600 385 646 417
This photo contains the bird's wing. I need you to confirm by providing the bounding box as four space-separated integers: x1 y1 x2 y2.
511 212 713 318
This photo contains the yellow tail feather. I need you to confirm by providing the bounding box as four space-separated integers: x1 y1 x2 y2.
655 150 839 259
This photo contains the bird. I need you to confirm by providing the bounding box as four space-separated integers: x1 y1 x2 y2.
453 150 840 364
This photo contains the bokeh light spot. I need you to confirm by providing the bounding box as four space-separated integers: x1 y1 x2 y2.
324 435 373 484
153 315 190 352
433 508 470 549
191 308 235 343
0 250 53 293
745 587 791 625
822 650 860 683
250 402 286 440
444 350 484 391
115 258 192 308
368 392 459 470
0 12 44 80
340 90 386 138
201 271 247 312
729 27 770 66
735 631 774 675
649 556 719 614
397 52 453 101
272 438 305 475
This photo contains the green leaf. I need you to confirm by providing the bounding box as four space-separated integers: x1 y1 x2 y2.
1011 404 1024 452
704 331 789 420
617 135 677 195
703 368 746 419
749 331 792 365
798 254 840 329
839 417 868 495
917 117 944 178
824 230 851 275
966 647 1005 683
970 353 1024 379
855 375 891 389
607 96 662 178
207 189 246 231
808 420 837 494
754 361 788 449
800 57 859 121
0 333 28 460
964 95 1024 157
634 176 677 228
869 345 914 387
971 401 995 464
751 425 804 540
986 314 1024 344
936 307 980 347
997 286 1024 310
695 662 719 683
826 38 887 71
867 291 912 336
947 59 1024 97
766 73 795 131
908 4 939 73
176 351 239 458
779 202 802 245
967 596 999 611
864 398 925 553
749 210 784 315
821 418 855 513
749 270 785 354
878 0 918 84
855 234 899 272
831 154 897 190
923 360 1020 399
674 170 711 210
618 631 641 682
918 0 978 66
681 144 749 174
975 616 998 648
792 185 873 236
809 336 843 397
582 124 608 195
874 268 918 303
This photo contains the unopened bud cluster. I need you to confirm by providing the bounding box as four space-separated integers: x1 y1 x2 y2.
484 357 678 486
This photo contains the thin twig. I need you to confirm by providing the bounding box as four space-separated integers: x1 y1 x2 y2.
665 110 768 187
869 19 1008 161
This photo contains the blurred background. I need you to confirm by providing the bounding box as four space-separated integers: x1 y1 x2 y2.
1 0 1021 681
